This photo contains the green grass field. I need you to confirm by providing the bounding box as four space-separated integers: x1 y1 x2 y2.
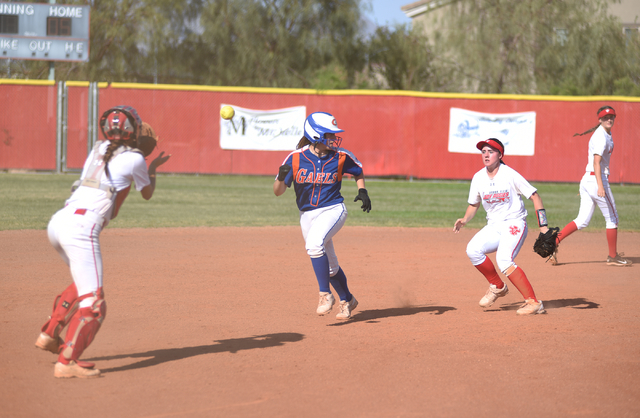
1 173 638 231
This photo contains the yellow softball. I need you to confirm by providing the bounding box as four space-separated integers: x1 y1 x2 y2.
220 105 235 120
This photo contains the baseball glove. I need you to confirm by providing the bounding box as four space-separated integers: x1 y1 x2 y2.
136 122 157 157
533 227 559 259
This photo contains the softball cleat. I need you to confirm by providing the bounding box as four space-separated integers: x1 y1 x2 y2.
316 292 335 315
35 332 63 354
54 361 101 379
606 253 632 266
479 284 509 308
336 296 358 320
516 299 546 315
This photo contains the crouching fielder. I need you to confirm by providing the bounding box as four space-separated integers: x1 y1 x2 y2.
273 112 371 320
35 106 170 378
453 138 547 315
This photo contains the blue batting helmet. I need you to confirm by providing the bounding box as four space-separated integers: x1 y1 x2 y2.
303 112 344 148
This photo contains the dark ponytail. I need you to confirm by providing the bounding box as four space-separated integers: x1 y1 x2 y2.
573 106 615 137
296 136 312 149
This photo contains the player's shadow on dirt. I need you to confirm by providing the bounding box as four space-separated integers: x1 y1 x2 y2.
495 298 599 312
328 305 455 327
86 332 304 374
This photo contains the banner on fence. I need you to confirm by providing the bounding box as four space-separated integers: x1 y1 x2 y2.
448 108 537 156
219 105 306 151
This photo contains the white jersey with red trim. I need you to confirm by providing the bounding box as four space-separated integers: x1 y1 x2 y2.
65 141 150 221
468 164 537 225
585 125 613 176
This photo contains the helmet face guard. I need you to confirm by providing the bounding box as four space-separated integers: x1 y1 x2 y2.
99 105 142 142
304 112 344 150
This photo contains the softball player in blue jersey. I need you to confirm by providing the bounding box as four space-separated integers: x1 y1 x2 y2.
273 112 371 320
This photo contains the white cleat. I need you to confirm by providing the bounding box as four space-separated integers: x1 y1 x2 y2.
54 361 101 379
336 296 358 320
479 284 509 308
516 299 546 315
317 292 335 315
35 332 63 354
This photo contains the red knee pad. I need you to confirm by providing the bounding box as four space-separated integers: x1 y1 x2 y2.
58 298 107 364
41 283 79 339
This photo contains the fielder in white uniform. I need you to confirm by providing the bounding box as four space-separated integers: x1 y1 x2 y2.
35 106 170 378
553 106 632 266
454 138 549 315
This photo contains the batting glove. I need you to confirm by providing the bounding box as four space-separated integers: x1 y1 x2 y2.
354 188 372 213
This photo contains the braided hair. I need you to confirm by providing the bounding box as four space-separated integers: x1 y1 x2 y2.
573 106 615 137
103 139 134 178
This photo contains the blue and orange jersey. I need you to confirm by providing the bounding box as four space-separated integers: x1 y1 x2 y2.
279 145 363 211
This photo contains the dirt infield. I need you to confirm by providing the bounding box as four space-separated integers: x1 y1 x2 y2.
1 227 639 418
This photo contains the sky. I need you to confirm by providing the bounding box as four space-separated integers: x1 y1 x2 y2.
363 0 413 28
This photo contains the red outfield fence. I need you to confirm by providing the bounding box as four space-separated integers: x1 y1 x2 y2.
1 80 639 184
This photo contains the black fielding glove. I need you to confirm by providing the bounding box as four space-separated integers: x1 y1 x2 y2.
533 227 560 259
354 188 372 213
277 164 291 181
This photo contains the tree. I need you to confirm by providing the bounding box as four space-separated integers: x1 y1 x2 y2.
2 0 367 88
192 0 366 88
535 1 633 95
436 0 639 95
367 24 435 91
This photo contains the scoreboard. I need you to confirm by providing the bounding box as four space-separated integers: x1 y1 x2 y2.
0 2 90 62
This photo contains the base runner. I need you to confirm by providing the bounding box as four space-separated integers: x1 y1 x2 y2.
273 112 371 320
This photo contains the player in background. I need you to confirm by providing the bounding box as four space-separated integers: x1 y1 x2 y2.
273 112 371 320
551 106 632 266
454 138 548 315
35 106 171 378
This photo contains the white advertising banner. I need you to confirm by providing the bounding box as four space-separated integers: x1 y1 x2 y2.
219 105 306 151
448 108 536 156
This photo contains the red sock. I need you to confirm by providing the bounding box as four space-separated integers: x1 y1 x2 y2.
606 228 618 258
507 267 537 301
474 257 505 289
558 221 578 244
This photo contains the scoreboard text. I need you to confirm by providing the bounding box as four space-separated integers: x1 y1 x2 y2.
0 3 90 62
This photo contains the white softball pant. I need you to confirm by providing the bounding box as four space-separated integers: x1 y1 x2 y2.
574 173 619 229
300 203 348 276
466 218 528 273
47 206 105 308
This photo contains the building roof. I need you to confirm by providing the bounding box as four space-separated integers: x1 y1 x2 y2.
401 0 456 18
401 0 640 28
